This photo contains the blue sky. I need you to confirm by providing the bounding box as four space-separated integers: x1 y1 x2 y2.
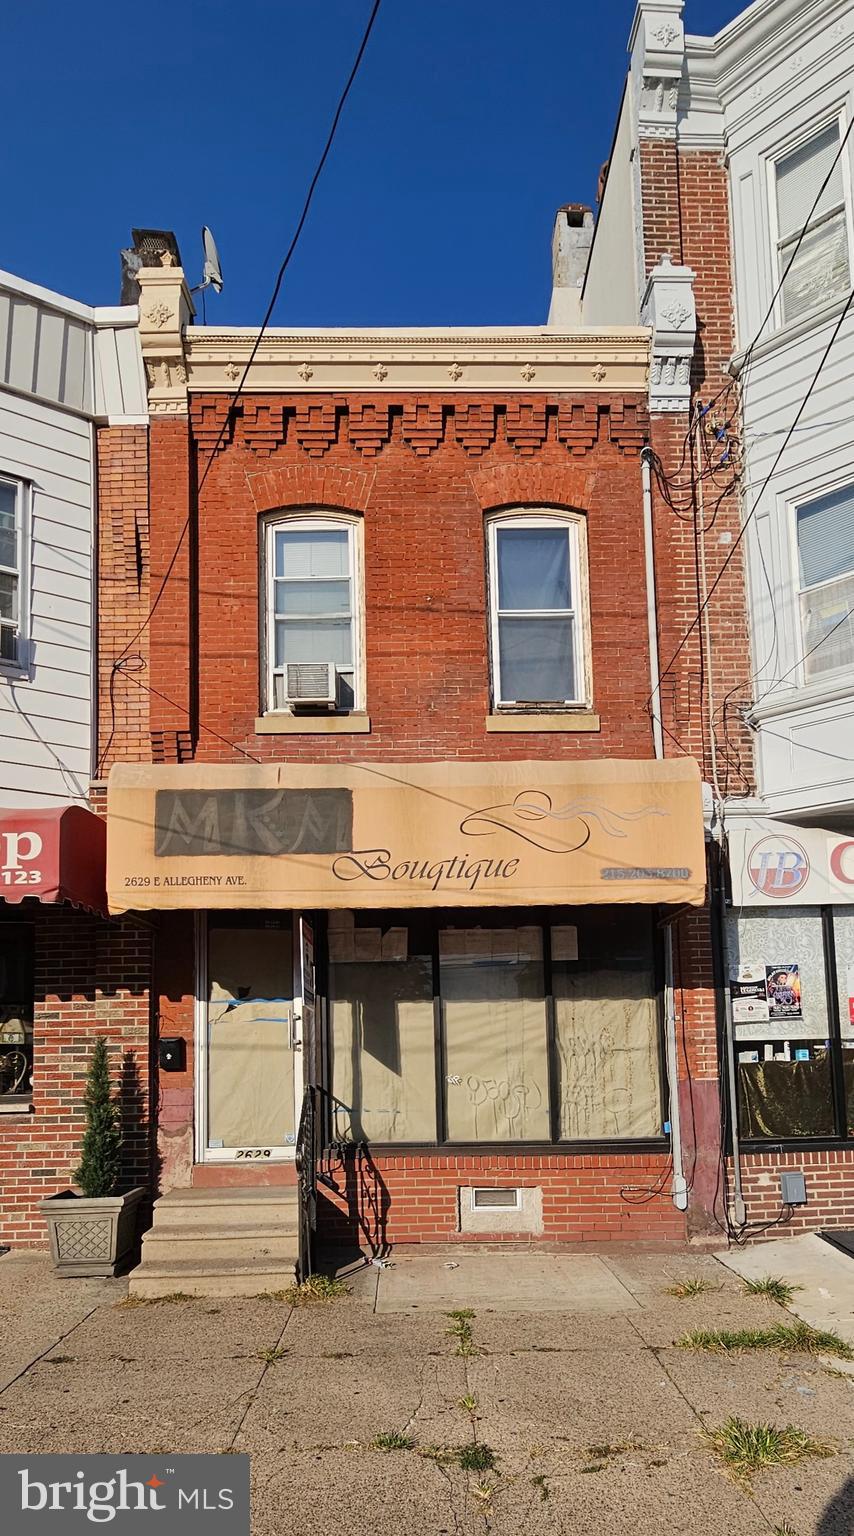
5 0 743 326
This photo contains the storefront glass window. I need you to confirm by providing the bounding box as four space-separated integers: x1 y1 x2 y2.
832 908 854 1133
329 916 435 1142
0 924 34 1103
726 906 835 1139
554 910 661 1139
440 926 549 1141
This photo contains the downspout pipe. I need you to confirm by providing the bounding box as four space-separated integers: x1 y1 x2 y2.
642 446 688 1213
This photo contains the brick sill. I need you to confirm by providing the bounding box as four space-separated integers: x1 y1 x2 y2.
486 712 600 733
254 712 371 735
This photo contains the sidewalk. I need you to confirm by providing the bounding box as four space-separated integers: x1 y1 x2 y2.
1 1245 853 1535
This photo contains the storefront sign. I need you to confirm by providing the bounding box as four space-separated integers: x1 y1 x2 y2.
728 817 854 906
107 759 706 913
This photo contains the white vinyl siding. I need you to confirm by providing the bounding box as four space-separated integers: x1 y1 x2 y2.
487 512 589 708
796 483 854 681
775 121 851 324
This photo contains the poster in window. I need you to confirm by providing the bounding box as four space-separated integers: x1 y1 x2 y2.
730 963 770 1025
765 964 802 1021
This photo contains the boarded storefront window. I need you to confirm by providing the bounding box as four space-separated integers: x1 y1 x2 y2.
440 926 549 1142
553 910 660 1139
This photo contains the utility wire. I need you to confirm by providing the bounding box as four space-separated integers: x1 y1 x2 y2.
649 284 854 709
97 0 383 776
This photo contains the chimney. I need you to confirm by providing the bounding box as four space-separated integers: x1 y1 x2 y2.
547 204 594 329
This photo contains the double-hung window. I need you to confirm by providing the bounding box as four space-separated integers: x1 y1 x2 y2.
0 478 23 666
796 483 854 681
266 515 359 711
487 512 588 708
774 120 851 325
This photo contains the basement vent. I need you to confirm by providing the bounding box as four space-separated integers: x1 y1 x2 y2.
471 1187 521 1212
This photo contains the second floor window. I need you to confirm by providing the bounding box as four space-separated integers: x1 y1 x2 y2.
0 478 22 666
775 121 851 325
487 512 588 708
797 482 854 682
266 515 359 711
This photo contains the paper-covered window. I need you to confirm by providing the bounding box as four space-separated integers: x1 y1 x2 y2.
487 512 589 708
775 121 850 325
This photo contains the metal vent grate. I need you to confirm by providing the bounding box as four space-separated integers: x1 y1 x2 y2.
471 1187 521 1211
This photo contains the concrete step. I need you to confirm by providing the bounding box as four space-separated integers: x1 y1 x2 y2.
149 1189 298 1231
140 1231 298 1263
128 1255 298 1300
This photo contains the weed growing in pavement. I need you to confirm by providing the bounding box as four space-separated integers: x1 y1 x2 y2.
742 1276 802 1307
586 1441 646 1461
531 1472 550 1501
579 1463 606 1474
665 1276 720 1298
702 1417 834 1483
115 1292 195 1308
471 1482 495 1505
456 1443 497 1473
446 1309 481 1357
372 1432 415 1452
458 1394 478 1415
772 1525 801 1536
678 1321 853 1359
255 1346 289 1364
279 1275 351 1306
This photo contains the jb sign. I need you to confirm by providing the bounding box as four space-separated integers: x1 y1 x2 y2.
730 819 854 906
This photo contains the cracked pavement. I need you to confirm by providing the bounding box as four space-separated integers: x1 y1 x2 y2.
1 1248 853 1534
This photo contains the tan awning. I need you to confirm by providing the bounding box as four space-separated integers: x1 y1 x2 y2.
106 758 706 913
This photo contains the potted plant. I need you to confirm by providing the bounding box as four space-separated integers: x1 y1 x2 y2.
41 1037 146 1277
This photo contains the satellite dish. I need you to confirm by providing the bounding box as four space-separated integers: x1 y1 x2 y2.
196 226 223 294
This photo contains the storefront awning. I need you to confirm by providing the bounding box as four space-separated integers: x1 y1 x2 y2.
0 805 107 914
107 758 706 913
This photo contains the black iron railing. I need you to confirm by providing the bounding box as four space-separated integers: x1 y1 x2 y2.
295 1084 319 1281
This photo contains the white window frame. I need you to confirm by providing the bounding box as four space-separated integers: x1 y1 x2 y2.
0 475 30 675
767 109 854 332
790 478 854 687
486 510 591 710
264 512 364 714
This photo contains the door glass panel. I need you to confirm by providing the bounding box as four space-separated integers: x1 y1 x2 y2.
440 926 549 1141
554 910 660 1139
207 920 294 1150
329 914 435 1142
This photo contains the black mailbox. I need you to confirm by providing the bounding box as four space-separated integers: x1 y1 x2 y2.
159 1037 186 1073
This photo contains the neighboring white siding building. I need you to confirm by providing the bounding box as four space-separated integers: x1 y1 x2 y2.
0 270 146 806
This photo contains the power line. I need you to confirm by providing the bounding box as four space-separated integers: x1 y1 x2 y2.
650 284 854 709
97 0 383 777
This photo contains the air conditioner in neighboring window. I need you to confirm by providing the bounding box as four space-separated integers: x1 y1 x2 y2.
283 661 338 708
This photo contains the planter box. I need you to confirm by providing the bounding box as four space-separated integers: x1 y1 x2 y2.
40 1188 146 1277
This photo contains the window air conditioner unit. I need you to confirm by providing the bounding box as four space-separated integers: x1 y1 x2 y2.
283 661 338 708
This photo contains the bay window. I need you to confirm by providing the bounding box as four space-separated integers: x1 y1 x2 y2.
774 120 851 326
265 515 360 712
796 483 854 681
487 512 589 709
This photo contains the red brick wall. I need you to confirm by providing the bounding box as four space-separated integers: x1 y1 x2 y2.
318 1151 686 1247
0 909 152 1248
155 391 657 765
737 1151 854 1238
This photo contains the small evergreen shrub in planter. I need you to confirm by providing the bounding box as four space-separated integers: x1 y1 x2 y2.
41 1038 145 1277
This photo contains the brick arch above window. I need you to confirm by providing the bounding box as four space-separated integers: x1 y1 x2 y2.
246 463 375 517
467 461 593 513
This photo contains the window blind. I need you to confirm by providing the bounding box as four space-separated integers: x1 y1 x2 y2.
776 123 844 240
797 483 854 588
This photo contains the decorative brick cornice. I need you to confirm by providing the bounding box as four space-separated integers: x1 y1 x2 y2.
189 395 651 461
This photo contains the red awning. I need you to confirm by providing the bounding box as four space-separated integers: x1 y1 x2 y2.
0 806 106 915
